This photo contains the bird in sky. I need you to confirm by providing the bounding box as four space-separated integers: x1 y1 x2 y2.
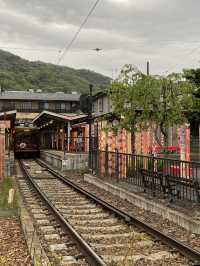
93 48 102 52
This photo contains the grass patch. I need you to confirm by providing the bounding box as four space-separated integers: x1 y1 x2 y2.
0 178 18 215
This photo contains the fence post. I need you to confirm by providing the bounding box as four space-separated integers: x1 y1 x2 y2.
105 144 108 177
152 153 155 172
115 148 119 182
96 148 99 176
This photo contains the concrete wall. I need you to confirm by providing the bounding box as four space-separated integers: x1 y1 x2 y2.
84 173 200 234
40 150 88 171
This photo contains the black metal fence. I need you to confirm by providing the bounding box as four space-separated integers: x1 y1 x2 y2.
90 148 200 203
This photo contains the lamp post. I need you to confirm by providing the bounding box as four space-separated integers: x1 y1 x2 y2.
112 118 119 128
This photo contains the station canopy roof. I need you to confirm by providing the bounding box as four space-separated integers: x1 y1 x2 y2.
33 110 87 127
0 110 16 127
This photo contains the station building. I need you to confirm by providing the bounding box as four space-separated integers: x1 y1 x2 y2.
0 89 199 179
0 90 80 114
0 90 87 178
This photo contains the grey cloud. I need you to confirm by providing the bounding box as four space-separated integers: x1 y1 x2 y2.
3 0 200 42
0 0 200 76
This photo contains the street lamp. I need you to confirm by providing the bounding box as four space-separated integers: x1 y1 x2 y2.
112 118 119 127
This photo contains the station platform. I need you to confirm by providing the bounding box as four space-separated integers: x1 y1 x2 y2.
84 173 200 234
40 149 88 171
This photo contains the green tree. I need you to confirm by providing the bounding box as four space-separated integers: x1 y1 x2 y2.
183 68 200 123
109 64 195 152
0 49 111 93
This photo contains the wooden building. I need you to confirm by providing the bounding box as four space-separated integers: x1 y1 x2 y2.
92 92 192 161
0 90 80 114
33 111 88 152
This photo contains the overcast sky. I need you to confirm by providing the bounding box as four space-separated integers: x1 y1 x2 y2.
0 0 200 78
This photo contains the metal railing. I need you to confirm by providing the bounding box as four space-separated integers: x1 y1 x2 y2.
90 147 200 203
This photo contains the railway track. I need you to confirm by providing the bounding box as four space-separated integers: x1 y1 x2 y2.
17 158 200 266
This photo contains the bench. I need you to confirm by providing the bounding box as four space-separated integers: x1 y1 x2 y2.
161 174 180 202
164 174 200 202
140 169 165 197
141 169 180 202
141 169 200 202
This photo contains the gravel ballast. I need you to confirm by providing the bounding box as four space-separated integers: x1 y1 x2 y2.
63 170 200 252
0 218 30 266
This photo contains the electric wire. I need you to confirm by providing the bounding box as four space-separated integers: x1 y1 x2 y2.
163 42 200 75
57 0 101 64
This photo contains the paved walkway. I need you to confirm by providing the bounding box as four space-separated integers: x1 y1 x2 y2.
43 149 65 158
42 149 87 159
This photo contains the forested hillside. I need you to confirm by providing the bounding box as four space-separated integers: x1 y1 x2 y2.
0 49 111 93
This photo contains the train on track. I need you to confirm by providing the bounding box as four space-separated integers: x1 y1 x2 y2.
13 127 40 158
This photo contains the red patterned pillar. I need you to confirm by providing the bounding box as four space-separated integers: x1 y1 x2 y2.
0 121 10 179
0 131 5 179
185 124 190 162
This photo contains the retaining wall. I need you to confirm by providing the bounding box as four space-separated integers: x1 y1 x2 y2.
40 150 88 171
84 173 200 234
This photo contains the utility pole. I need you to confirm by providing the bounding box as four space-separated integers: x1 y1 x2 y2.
88 84 93 168
147 61 150 76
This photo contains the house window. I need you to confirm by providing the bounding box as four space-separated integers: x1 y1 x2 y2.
66 103 70 111
94 101 98 113
24 102 32 110
98 98 103 112
71 102 77 111
55 103 69 111
43 102 49 109
15 101 32 110
61 103 66 110
55 103 61 110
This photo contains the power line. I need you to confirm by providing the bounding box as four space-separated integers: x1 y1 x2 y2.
162 42 200 75
57 0 101 65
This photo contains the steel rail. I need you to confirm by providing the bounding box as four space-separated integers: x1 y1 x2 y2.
19 160 107 266
37 158 200 264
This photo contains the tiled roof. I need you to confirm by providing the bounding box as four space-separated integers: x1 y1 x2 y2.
0 91 80 101
32 110 87 124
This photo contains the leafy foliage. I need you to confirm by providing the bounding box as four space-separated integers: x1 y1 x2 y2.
109 64 195 146
183 68 200 122
0 49 111 93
